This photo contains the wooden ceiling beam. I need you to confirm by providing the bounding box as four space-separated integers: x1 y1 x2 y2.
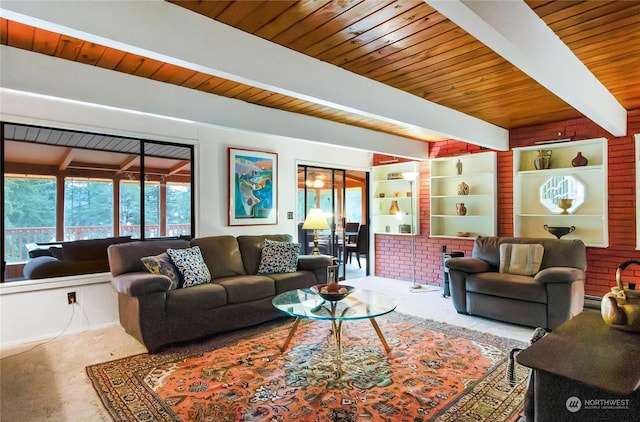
426 0 627 137
0 0 508 150
58 147 75 171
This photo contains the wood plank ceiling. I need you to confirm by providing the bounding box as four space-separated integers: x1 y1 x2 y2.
1 0 639 144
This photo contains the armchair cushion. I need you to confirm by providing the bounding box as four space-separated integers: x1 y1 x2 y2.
499 243 544 276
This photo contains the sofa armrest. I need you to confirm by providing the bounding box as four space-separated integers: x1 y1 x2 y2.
297 254 334 271
534 267 585 285
445 257 491 274
297 254 335 284
111 272 172 296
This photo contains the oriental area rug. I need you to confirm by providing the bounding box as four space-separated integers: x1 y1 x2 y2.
87 313 529 422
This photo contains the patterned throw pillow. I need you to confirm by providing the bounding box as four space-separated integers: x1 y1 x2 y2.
140 252 180 290
499 243 544 276
166 246 211 288
257 239 300 274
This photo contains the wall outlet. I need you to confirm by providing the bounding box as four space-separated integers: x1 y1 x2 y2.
287 211 294 219
67 291 76 304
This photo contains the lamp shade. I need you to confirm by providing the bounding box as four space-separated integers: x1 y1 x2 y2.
302 208 330 230
402 171 419 182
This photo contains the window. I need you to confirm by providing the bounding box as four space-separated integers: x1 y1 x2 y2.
2 122 194 270
65 178 114 240
4 175 56 263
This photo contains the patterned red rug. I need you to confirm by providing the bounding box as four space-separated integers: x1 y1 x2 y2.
87 312 528 421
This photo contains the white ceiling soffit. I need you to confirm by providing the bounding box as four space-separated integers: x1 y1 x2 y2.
0 0 509 150
426 0 627 137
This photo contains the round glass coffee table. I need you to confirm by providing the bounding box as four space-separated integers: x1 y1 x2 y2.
272 287 397 358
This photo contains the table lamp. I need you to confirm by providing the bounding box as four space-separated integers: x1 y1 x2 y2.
302 208 330 255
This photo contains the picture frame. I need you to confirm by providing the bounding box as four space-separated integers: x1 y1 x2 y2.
228 147 278 226
326 265 338 284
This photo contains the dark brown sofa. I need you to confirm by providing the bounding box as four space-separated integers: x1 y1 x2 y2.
445 236 586 330
23 236 133 279
108 234 333 352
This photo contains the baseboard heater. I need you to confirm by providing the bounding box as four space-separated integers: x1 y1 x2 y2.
584 295 602 310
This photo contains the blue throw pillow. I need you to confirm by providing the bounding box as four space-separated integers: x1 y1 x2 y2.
166 246 211 288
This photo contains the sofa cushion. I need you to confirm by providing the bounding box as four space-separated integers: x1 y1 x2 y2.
191 236 246 278
167 246 211 288
257 239 300 274
140 252 180 290
500 243 544 276
165 283 228 315
466 272 548 304
237 234 293 275
269 271 317 294
216 275 275 304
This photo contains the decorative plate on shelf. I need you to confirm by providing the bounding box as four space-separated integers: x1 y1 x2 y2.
311 284 355 301
456 232 471 237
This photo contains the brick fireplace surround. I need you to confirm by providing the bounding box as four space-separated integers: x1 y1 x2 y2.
375 110 640 299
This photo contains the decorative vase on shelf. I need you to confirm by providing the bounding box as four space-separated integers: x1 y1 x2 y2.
457 181 470 195
534 150 552 170
571 152 588 167
389 200 400 215
544 225 575 239
558 198 573 214
456 203 467 216
456 159 463 175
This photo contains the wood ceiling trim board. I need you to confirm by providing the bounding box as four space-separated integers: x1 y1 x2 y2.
316 3 436 64
560 16 640 52
393 54 507 94
554 8 640 46
193 75 231 94
346 24 469 76
54 34 83 61
33 26 58 55
151 63 196 86
284 2 389 54
6 19 33 50
180 71 215 90
250 0 334 40
379 44 500 89
177 0 234 19
168 160 190 176
540 2 636 30
213 0 265 27
231 1 299 34
0 17 7 44
222 83 256 99
77 41 107 66
299 1 421 58
270 1 370 47
325 8 447 67
135 57 167 79
95 47 126 70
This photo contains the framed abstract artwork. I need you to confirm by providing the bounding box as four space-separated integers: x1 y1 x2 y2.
228 147 278 226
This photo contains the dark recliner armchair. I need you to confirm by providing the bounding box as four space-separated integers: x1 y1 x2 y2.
445 236 586 330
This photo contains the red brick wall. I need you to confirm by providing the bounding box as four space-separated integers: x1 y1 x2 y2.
374 110 640 297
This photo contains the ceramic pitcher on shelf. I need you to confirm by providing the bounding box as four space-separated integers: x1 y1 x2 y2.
456 203 467 216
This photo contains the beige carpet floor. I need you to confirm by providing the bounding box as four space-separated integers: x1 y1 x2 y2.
0 276 534 422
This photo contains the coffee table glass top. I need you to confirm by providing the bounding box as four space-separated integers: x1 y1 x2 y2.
272 287 396 321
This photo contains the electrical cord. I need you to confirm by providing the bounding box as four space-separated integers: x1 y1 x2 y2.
0 303 76 360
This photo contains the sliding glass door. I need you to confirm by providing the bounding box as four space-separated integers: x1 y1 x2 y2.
297 165 368 280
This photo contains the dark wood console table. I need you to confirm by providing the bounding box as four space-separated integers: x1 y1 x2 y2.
517 311 640 421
